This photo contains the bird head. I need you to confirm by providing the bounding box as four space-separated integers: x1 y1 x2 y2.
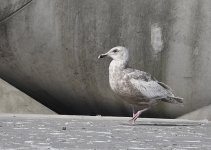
98 46 129 61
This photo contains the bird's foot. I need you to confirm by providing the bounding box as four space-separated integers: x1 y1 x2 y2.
129 111 142 124
129 108 149 124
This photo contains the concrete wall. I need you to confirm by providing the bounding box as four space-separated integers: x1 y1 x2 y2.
0 0 211 117
0 78 55 114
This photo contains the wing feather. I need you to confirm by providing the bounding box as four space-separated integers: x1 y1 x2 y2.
130 79 171 100
124 69 173 100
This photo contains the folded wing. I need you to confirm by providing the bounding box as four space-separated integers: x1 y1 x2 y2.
124 69 174 101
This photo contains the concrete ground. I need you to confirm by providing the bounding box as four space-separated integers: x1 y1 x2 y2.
0 114 210 150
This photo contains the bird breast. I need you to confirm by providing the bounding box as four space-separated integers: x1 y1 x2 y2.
109 61 131 96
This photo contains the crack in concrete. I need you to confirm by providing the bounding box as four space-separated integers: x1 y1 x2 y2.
0 0 33 24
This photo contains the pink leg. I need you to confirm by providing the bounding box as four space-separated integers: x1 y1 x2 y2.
129 108 149 123
132 106 135 117
130 105 135 117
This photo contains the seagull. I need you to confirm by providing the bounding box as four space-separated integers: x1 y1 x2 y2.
98 46 183 123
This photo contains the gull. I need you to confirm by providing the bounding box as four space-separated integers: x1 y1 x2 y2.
98 46 183 123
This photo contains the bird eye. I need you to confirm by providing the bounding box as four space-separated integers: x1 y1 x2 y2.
113 49 118 53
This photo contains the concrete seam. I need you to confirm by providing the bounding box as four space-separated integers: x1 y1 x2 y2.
0 0 33 25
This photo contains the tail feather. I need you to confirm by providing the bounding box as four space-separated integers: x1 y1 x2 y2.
169 96 183 103
161 96 183 104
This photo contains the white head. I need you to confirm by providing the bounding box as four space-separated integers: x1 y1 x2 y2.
98 46 129 62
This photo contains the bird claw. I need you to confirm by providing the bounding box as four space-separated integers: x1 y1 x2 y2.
129 113 140 124
129 118 135 124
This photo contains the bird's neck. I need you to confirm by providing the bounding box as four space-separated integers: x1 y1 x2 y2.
109 60 128 71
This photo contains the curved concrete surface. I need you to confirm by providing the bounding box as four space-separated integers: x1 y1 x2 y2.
178 105 211 121
0 0 211 117
0 78 55 114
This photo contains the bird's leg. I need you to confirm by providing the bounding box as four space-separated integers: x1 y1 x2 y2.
131 105 135 117
129 108 149 123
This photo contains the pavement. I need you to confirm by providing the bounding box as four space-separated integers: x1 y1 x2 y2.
0 114 211 150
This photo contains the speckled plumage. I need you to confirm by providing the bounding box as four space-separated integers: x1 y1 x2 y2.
98 46 183 122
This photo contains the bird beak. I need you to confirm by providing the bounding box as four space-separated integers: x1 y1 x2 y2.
98 53 107 59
